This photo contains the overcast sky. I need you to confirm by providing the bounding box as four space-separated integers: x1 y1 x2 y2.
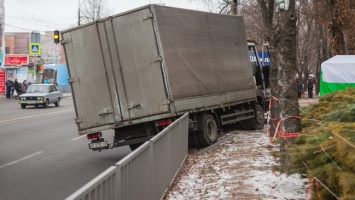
4 0 207 33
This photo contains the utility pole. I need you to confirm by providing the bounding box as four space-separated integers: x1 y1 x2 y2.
231 0 238 15
78 0 81 25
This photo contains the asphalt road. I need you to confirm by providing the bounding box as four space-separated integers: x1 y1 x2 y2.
0 95 131 200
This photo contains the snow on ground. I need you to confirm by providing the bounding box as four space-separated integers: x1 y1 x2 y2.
165 131 309 200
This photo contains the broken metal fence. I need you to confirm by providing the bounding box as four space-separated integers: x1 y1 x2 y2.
66 113 189 200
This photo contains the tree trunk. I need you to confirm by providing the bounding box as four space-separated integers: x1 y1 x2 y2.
329 0 347 55
272 0 301 131
268 0 301 167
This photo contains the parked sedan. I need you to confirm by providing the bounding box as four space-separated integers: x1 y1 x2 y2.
19 84 62 109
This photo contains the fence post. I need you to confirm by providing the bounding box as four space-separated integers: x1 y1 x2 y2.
116 165 121 200
149 141 154 200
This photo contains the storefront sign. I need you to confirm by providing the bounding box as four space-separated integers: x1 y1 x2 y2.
4 55 29 66
0 69 5 94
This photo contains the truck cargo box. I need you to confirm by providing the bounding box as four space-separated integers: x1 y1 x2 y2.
62 5 255 135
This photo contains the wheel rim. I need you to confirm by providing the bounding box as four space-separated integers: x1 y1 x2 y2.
205 117 218 141
45 100 49 107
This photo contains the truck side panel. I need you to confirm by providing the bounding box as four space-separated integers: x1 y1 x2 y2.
62 27 117 131
174 89 256 114
153 6 255 100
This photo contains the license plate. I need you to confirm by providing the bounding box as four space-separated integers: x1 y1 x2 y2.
25 101 37 104
89 142 108 149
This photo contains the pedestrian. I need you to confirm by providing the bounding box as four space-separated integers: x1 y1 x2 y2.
22 80 28 93
14 79 21 98
5 79 14 99
297 78 303 98
307 76 314 98
44 77 50 84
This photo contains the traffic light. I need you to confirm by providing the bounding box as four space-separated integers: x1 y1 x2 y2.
54 30 60 44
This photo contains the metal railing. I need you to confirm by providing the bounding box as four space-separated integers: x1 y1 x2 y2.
66 113 189 200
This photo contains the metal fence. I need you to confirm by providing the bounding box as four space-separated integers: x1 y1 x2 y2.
66 113 189 200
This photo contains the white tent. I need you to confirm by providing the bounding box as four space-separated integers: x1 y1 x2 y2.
320 55 355 95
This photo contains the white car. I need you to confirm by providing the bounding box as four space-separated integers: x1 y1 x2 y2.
19 84 62 109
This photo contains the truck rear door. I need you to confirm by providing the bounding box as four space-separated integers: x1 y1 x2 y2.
109 7 170 120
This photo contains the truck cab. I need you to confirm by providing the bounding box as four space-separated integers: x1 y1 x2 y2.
248 41 271 110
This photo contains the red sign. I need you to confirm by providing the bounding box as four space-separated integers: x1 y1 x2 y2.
0 69 5 94
5 55 28 65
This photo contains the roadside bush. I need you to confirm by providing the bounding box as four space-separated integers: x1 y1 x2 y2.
285 88 355 200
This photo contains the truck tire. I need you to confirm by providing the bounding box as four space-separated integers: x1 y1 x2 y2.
197 114 218 147
240 104 264 130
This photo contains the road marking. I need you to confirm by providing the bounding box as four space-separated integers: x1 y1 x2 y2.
0 109 73 125
0 151 43 170
71 135 86 141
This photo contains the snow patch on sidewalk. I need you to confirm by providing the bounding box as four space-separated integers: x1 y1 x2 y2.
165 131 308 200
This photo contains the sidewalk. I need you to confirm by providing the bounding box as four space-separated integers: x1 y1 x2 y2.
165 98 318 199
165 130 308 200
298 96 319 107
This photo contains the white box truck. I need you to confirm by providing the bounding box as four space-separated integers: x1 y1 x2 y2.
61 5 267 151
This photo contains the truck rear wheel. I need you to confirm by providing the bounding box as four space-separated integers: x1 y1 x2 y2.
240 104 264 130
197 114 218 147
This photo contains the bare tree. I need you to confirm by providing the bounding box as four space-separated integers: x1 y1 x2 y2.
79 0 114 25
313 0 355 55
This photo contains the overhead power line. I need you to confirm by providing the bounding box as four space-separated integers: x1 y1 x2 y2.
3 23 33 31
6 14 69 27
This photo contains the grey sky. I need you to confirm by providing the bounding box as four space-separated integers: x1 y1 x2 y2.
5 0 207 33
